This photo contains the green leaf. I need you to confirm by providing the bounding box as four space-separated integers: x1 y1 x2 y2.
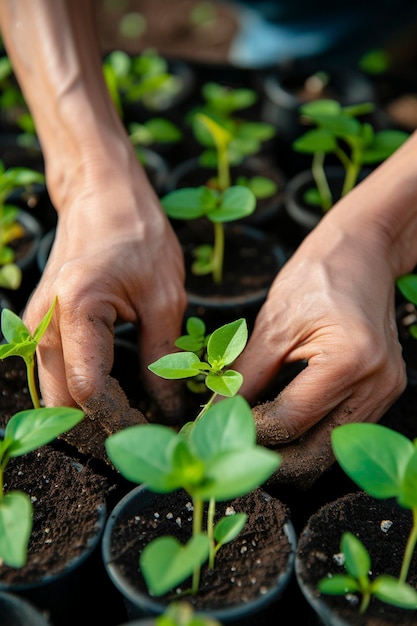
373 575 417 609
299 99 343 117
318 574 360 594
0 491 32 568
208 186 256 222
140 534 211 596
191 396 256 459
148 351 201 379
331 423 414 498
341 532 370 580
161 187 218 220
0 263 21 289
5 407 84 457
195 113 233 151
397 274 417 305
143 117 182 143
206 318 247 367
205 369 243 396
399 448 417 508
214 512 247 546
171 439 206 488
361 130 409 164
105 424 180 491
293 128 337 154
196 447 280 501
243 176 277 199
32 296 57 343
1 307 30 344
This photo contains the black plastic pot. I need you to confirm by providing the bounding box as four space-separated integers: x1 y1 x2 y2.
0 447 108 626
102 484 297 624
0 591 51 626
284 166 371 237
177 223 288 329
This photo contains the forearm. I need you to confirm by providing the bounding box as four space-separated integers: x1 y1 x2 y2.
0 0 145 213
319 130 417 279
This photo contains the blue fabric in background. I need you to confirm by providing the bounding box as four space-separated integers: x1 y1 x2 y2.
227 0 417 67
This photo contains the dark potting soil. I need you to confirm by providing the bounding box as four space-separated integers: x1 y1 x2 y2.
0 445 109 586
179 223 282 300
109 487 293 615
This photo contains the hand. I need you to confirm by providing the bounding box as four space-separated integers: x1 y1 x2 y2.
235 208 407 486
24 159 187 429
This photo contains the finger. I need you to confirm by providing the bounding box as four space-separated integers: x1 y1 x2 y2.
136 282 188 424
49 297 147 460
235 326 288 404
262 400 394 490
253 340 406 446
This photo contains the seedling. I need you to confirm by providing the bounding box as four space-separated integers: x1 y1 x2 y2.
292 99 409 211
0 159 45 289
0 297 57 408
161 114 256 283
397 273 417 339
103 48 183 115
188 82 276 166
128 117 183 164
148 317 247 419
0 406 84 568
106 394 281 597
107 314 279 597
319 531 417 613
129 118 182 148
318 422 417 612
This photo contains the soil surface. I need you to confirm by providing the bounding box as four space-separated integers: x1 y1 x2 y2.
106 487 294 623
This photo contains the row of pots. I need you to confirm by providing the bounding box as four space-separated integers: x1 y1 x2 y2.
2 56 417 626
3 342 417 626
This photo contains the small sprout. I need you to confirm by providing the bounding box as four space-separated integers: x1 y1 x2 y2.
319 532 417 613
293 99 409 211
0 159 45 289
149 318 247 416
0 297 57 408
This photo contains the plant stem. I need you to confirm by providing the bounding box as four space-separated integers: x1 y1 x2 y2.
26 358 40 408
359 590 371 614
206 497 217 569
312 152 332 211
217 144 230 191
212 221 224 284
195 391 218 422
191 496 204 594
341 145 361 196
399 508 417 583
